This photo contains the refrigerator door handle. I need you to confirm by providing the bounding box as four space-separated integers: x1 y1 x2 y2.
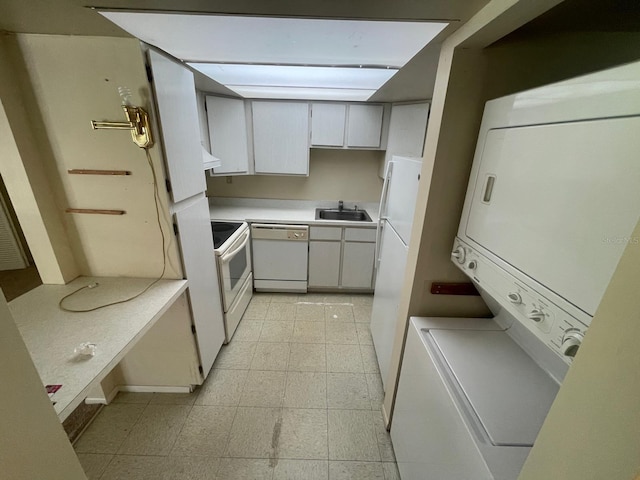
374 162 393 281
377 161 393 222
373 222 386 285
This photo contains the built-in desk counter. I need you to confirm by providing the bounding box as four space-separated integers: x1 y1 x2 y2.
9 276 188 421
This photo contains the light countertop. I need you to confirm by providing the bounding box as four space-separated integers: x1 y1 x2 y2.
9 276 187 421
209 197 380 227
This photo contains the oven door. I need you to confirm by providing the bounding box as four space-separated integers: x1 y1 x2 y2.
218 226 252 312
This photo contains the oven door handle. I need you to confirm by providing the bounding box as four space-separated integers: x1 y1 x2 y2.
220 229 250 263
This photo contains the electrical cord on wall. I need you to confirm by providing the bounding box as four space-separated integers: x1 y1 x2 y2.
58 147 168 313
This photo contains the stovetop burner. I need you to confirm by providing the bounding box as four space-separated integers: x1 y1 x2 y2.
211 222 243 249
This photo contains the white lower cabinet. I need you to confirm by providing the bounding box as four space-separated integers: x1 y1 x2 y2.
308 226 375 290
342 242 376 288
308 241 341 287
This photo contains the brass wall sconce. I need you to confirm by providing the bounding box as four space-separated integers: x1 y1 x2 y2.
91 87 154 148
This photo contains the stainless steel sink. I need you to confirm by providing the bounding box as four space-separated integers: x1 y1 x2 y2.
315 208 372 222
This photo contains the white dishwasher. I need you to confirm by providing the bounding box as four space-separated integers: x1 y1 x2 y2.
251 224 309 292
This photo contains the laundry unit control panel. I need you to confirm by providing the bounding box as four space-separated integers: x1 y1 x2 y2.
452 238 589 364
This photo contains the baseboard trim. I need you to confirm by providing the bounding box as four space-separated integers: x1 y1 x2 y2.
118 385 192 394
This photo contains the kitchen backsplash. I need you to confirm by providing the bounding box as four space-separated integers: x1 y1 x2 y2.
209 196 380 213
206 149 384 202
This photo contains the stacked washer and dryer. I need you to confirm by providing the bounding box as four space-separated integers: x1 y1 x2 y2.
392 61 640 479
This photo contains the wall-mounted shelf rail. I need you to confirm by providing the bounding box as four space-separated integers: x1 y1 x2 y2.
65 208 126 215
67 169 132 176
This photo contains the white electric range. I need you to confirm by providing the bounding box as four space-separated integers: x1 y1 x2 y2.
211 221 253 342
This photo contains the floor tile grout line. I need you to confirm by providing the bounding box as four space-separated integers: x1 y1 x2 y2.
322 301 331 465
215 404 240 477
164 403 195 457
219 302 257 473
103 400 148 457
95 453 117 480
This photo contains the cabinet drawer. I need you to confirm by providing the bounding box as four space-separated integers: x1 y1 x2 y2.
310 227 342 240
345 228 376 242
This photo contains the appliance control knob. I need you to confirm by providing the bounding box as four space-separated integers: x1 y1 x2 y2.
452 246 466 264
527 309 545 323
467 260 477 270
561 329 584 358
508 292 522 304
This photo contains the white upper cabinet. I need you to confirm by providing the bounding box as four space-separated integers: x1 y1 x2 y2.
311 103 346 147
252 101 310 175
347 104 384 148
147 50 206 202
310 102 387 150
206 96 252 175
381 102 430 176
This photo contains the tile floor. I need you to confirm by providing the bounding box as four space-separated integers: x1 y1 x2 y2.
75 293 399 480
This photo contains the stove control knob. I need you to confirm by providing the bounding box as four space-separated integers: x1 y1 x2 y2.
452 246 466 264
527 309 545 323
467 260 477 270
561 329 584 358
508 292 522 304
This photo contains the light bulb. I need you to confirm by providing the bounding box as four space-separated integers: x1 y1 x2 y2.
118 86 133 106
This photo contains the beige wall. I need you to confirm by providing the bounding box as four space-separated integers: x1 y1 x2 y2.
0 292 87 480
6 34 182 280
382 1 640 477
0 175 31 262
207 149 384 202
383 0 565 418
0 36 79 284
520 220 640 480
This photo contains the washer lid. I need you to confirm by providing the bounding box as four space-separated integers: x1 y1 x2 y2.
429 329 559 447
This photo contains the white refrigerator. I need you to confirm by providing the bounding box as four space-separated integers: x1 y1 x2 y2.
371 156 422 390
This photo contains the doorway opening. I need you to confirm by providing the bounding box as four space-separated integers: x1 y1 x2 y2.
0 174 41 301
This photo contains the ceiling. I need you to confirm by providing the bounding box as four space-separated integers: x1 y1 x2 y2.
509 0 640 35
0 0 492 102
0 0 489 37
98 12 449 101
2 1 637 101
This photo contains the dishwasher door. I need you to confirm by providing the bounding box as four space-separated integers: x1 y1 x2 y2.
251 224 309 292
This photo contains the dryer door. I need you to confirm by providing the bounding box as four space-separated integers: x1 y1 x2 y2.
465 116 640 316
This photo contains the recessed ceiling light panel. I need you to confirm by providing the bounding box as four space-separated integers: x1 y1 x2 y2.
98 11 447 100
224 86 377 102
100 12 447 67
188 64 398 90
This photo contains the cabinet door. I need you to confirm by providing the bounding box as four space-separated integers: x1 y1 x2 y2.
148 50 206 202
174 196 225 377
382 102 430 177
308 241 341 287
341 242 375 288
347 104 384 148
206 96 251 175
311 103 346 146
252 101 310 175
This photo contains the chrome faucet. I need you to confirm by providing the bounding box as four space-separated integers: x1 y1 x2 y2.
338 200 344 211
